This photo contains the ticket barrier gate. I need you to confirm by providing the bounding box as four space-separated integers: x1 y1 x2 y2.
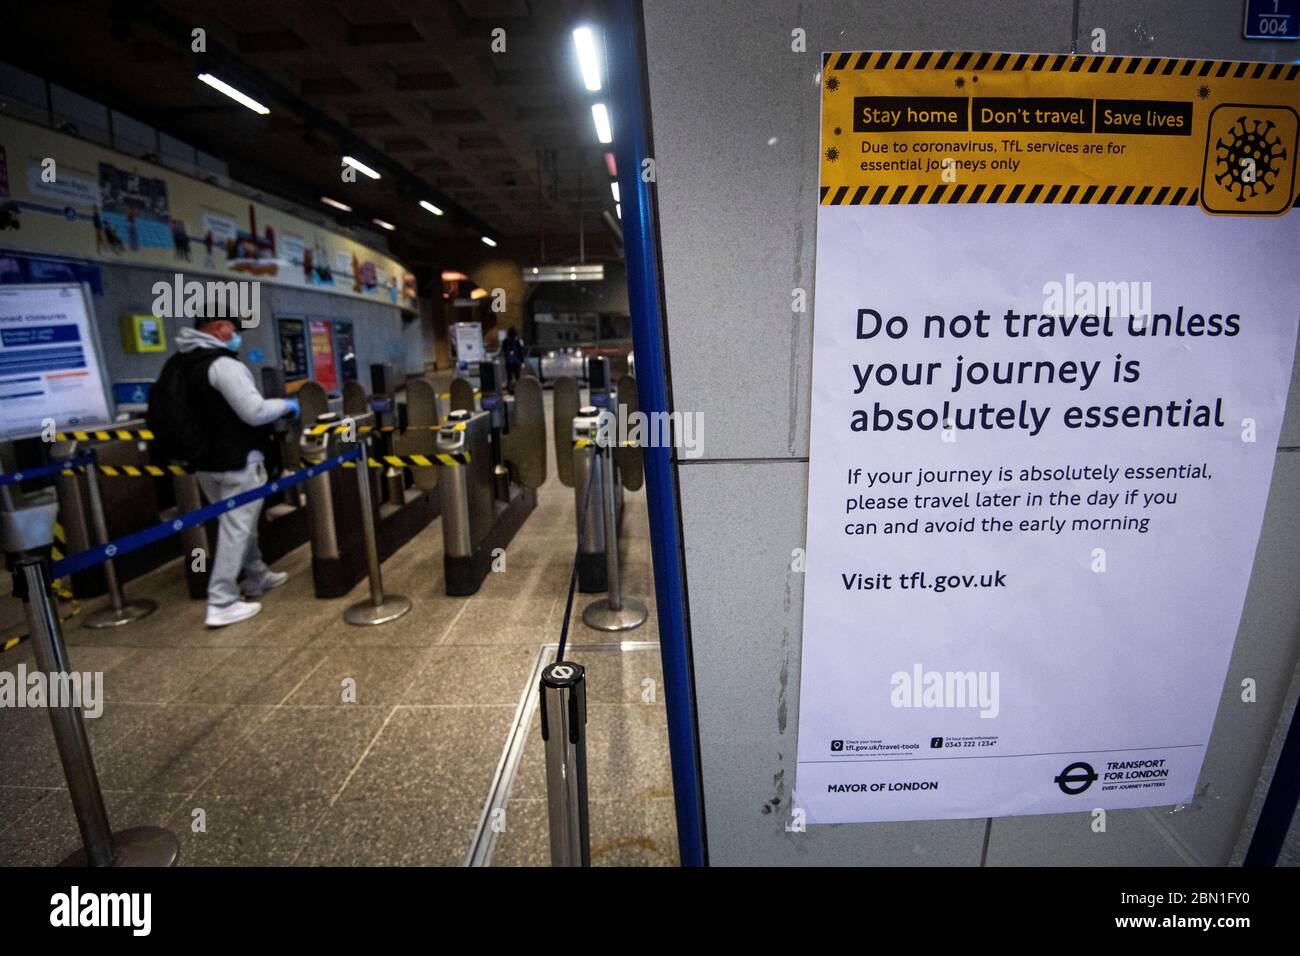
570 406 622 593
178 366 312 599
479 358 513 501
298 395 439 598
368 363 406 507
554 372 644 593
587 355 613 409
438 375 547 595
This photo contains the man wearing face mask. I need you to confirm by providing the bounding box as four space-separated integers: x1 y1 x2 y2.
162 315 300 626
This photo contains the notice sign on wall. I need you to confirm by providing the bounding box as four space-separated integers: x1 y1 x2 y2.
796 52 1300 823
0 283 112 441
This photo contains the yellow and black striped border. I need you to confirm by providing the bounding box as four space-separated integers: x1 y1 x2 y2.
304 453 470 468
821 50 1300 81
820 51 1300 210
57 429 156 442
820 182 1227 206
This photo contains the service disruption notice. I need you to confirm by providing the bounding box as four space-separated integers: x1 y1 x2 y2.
795 51 1300 823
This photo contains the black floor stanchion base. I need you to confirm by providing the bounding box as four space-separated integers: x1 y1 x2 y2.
58 826 180 867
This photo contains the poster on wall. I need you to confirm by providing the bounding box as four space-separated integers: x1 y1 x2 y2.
98 162 171 250
25 165 98 208
278 233 305 268
795 52 1300 824
309 318 337 392
201 210 238 248
0 283 112 440
277 317 308 382
0 116 417 310
334 320 357 383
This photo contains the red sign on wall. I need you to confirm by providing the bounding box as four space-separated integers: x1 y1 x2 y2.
309 319 337 392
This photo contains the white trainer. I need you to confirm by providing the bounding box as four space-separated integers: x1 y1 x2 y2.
206 600 263 627
243 570 289 597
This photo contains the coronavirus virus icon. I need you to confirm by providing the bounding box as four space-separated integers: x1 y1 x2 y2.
1214 115 1287 202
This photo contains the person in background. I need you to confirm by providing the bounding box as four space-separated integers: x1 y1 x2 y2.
167 316 299 626
503 327 525 391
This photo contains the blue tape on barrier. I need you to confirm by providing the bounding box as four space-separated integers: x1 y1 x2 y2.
0 453 96 488
51 448 361 579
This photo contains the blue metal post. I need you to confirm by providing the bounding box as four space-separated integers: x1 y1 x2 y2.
608 0 707 867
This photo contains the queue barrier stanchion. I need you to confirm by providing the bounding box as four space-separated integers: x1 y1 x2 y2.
4 502 178 866
582 415 647 632
539 660 590 867
80 449 158 629
343 433 412 627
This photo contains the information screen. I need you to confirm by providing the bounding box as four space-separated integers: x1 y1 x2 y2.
0 283 113 440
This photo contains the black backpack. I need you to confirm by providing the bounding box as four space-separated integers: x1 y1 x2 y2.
147 351 221 470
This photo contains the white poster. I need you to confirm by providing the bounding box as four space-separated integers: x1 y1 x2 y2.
278 233 305 267
0 283 112 440
200 210 238 246
795 52 1300 824
452 321 485 364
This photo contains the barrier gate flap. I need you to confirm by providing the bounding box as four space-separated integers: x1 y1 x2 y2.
449 376 477 414
405 377 439 426
296 381 329 427
342 380 369 416
615 374 644 491
504 376 547 490
552 375 581 488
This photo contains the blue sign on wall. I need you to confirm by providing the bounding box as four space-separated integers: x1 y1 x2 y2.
1244 0 1299 39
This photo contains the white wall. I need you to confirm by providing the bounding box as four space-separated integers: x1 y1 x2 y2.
643 0 1300 865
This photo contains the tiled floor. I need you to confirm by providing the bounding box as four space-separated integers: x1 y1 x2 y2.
0 395 677 866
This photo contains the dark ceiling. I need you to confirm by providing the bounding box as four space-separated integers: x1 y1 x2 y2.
1 0 622 270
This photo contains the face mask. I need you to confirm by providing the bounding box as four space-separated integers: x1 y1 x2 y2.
226 333 242 352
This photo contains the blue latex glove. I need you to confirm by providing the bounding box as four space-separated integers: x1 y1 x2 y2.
284 397 301 419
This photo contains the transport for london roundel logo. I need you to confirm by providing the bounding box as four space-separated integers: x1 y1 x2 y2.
1201 104 1299 215
1054 761 1098 796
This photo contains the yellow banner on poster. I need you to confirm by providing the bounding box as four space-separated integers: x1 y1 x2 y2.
819 51 1300 216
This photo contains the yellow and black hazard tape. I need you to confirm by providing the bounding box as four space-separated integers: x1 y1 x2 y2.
305 453 469 468
573 439 641 449
303 422 465 436
51 522 73 601
821 50 1300 81
821 181 1208 207
56 428 156 442
1 589 80 655
62 463 189 478
303 423 398 436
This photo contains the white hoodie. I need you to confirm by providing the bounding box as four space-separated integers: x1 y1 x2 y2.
176 326 291 467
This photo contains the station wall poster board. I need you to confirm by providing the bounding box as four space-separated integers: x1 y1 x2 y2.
796 52 1300 824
